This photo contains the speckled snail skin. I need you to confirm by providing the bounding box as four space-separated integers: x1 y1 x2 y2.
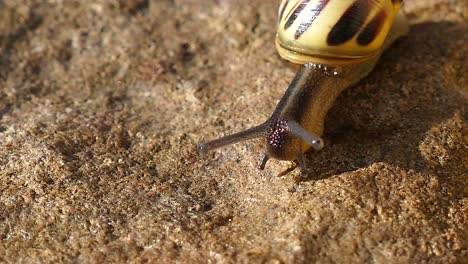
199 0 409 175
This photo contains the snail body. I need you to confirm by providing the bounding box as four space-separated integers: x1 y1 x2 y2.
199 0 408 175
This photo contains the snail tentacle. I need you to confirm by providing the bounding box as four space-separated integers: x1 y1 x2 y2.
198 122 269 155
287 121 324 151
257 154 270 171
296 152 308 176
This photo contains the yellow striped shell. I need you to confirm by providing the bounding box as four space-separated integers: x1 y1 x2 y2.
276 0 403 65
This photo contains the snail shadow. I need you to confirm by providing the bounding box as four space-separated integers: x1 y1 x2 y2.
302 21 466 182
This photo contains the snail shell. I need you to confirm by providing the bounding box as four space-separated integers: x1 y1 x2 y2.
276 0 403 65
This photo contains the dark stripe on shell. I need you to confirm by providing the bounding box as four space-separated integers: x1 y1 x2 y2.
279 0 290 22
357 10 387 46
327 0 370 46
294 0 330 39
284 0 302 24
391 0 402 3
284 0 311 30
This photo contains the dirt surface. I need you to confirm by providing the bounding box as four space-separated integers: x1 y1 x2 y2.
0 0 466 263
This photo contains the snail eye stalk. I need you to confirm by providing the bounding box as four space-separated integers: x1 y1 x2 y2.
198 123 269 155
287 121 324 151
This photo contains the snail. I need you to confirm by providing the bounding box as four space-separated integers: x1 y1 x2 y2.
199 0 409 175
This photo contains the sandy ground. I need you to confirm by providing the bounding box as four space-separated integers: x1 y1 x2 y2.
0 0 466 263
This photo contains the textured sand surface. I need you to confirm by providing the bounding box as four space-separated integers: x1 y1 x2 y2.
0 0 466 263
